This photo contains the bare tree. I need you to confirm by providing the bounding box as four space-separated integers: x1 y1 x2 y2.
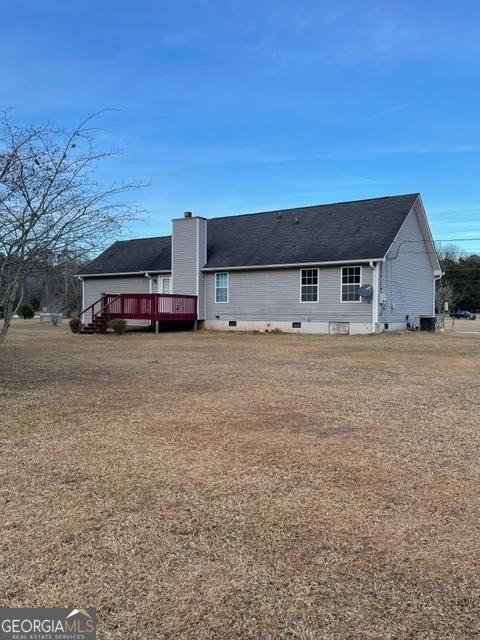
0 110 142 344
435 278 465 328
436 243 463 262
23 256 88 316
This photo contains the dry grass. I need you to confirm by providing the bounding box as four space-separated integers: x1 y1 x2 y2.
1 320 480 639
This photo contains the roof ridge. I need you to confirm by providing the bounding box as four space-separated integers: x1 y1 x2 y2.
206 193 419 222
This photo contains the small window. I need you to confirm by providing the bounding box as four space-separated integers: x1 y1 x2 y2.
341 266 361 302
292 322 302 328
300 268 319 302
215 272 228 303
228 320 237 327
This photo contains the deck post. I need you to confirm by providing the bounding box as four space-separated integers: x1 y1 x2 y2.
155 321 159 334
194 320 198 331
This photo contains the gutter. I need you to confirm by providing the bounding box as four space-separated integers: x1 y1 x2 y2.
76 270 171 278
202 258 384 272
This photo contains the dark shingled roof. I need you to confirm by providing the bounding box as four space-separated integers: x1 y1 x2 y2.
80 194 419 275
80 236 171 275
205 193 419 268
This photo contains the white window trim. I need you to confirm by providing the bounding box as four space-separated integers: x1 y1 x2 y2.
215 272 229 303
299 268 319 303
340 265 362 303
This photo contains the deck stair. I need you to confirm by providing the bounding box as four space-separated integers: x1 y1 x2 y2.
79 313 110 334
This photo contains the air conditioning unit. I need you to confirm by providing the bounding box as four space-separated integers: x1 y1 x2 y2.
419 317 436 332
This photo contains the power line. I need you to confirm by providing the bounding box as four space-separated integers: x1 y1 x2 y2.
433 237 480 242
439 267 480 272
379 238 480 245
389 252 479 258
434 230 480 237
428 207 480 216
385 238 480 261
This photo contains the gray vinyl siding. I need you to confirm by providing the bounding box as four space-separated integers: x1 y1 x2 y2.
197 220 207 319
172 218 198 296
82 276 150 326
172 217 207 319
205 265 373 322
379 207 434 324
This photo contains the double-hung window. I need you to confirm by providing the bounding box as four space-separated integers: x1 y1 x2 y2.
215 272 228 303
300 268 319 302
341 266 361 302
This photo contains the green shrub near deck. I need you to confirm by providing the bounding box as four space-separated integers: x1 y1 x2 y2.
69 318 80 333
109 318 127 335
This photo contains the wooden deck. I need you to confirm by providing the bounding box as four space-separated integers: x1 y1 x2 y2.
79 293 197 333
100 293 197 321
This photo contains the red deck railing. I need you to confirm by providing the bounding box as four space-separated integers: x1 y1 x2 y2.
80 292 197 328
100 293 197 321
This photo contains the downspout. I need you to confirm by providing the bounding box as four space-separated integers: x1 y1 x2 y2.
144 272 153 294
78 276 85 324
144 271 155 330
434 272 443 321
369 261 379 334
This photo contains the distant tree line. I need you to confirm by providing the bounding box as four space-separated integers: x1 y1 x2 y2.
0 256 87 320
436 244 480 313
22 255 88 315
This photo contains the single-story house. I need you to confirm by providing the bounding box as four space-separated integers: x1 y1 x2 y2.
78 193 441 334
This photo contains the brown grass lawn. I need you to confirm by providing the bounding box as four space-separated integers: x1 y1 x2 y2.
1 320 480 639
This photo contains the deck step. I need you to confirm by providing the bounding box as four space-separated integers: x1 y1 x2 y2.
80 321 108 334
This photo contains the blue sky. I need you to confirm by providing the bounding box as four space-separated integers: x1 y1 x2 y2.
2 0 480 252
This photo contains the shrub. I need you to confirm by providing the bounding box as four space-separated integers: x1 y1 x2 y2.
18 302 35 319
29 297 41 312
69 318 80 333
109 318 127 335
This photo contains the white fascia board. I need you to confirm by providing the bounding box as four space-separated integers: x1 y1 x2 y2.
413 195 442 273
202 258 383 272
383 195 441 274
77 270 171 277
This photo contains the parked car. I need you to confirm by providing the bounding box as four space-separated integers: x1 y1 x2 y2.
450 310 477 320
